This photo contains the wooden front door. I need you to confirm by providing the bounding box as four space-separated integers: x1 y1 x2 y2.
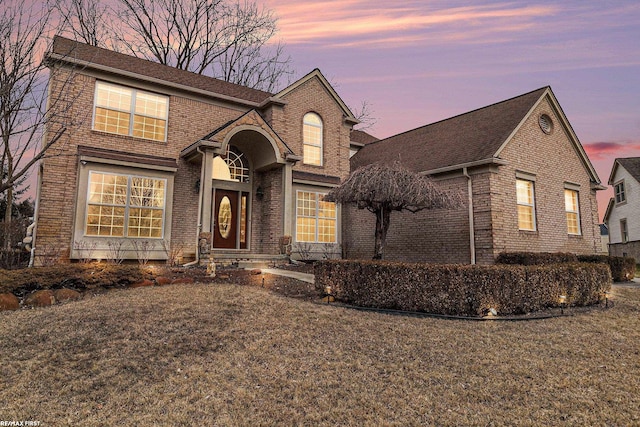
213 190 238 249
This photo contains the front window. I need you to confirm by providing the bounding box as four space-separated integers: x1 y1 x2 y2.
516 179 536 231
621 219 629 243
93 81 168 142
296 191 336 243
614 181 626 204
303 113 323 166
86 172 166 238
564 189 581 235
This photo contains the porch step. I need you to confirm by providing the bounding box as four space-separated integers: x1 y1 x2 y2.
200 253 289 269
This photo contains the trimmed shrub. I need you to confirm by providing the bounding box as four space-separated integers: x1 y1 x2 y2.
315 260 611 317
577 255 636 282
0 264 153 296
496 252 578 265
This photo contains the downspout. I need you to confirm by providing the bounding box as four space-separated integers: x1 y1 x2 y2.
28 164 44 267
184 146 207 266
463 167 476 265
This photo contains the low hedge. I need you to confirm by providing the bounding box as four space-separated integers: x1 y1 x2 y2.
496 252 578 265
576 255 636 282
497 252 636 282
0 264 153 297
315 260 611 317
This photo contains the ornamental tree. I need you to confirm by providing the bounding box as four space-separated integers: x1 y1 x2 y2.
325 162 462 260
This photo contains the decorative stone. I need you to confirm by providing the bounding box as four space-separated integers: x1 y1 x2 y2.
171 277 194 285
0 293 20 311
24 290 55 307
155 276 172 286
130 279 154 288
250 269 262 275
54 288 81 302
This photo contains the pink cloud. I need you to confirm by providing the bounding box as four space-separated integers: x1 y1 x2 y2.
584 141 640 161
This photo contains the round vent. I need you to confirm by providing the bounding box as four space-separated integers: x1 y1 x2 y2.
539 114 553 134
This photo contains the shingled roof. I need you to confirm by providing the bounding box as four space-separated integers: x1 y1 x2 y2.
48 36 272 105
350 129 379 146
617 158 640 182
352 87 549 172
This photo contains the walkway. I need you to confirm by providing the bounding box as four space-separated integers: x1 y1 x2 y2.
261 268 315 284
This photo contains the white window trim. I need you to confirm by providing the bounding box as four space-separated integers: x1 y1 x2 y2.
564 189 581 236
621 219 629 243
85 170 167 239
516 179 536 231
92 81 169 142
303 113 323 166
295 190 337 243
614 180 626 205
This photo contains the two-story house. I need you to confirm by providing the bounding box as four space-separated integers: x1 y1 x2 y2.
604 158 640 260
34 36 356 264
34 37 604 266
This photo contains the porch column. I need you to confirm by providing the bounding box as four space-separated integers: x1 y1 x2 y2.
282 163 293 237
200 149 215 233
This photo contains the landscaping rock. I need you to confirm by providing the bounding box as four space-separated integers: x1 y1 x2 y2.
54 288 81 302
171 277 194 285
0 293 20 311
130 279 154 288
155 276 172 286
24 290 55 307
250 269 262 275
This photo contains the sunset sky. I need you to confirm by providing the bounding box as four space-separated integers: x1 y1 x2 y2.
263 0 640 221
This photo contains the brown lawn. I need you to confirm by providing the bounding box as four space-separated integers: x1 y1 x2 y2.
1 281 639 426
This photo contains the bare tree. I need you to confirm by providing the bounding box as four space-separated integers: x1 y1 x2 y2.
0 2 68 227
352 100 377 132
56 0 292 91
326 162 462 260
53 0 111 48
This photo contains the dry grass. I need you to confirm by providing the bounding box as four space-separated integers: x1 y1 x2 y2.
1 282 640 426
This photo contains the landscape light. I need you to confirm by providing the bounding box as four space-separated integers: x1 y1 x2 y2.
604 291 610 308
324 285 333 304
559 295 567 315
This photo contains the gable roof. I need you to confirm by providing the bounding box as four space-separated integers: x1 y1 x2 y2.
350 129 379 146
608 157 640 185
47 36 272 106
275 69 358 124
351 87 602 185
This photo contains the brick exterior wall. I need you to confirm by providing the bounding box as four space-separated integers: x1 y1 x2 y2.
489 98 601 259
343 175 471 263
35 62 353 263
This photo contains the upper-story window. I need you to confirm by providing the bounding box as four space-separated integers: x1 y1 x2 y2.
516 179 536 231
614 181 626 204
93 81 168 142
303 112 323 166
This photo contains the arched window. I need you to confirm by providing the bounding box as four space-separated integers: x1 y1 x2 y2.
303 112 323 166
212 146 249 182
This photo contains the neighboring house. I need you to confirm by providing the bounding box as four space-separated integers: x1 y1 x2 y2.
346 87 605 265
35 36 359 264
603 158 640 260
599 224 609 255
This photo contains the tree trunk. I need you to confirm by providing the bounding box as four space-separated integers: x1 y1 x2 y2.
373 206 391 260
4 187 12 251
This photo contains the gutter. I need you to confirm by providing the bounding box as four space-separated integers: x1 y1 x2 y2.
463 167 476 265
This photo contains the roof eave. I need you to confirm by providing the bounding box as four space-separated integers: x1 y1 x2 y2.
421 157 509 176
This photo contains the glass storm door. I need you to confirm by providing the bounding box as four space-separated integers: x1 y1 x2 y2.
212 190 249 249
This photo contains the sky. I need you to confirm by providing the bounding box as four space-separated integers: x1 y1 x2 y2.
262 0 640 222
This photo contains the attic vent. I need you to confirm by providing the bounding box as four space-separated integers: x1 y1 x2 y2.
539 114 553 134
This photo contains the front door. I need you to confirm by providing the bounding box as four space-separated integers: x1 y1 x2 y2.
213 190 238 249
